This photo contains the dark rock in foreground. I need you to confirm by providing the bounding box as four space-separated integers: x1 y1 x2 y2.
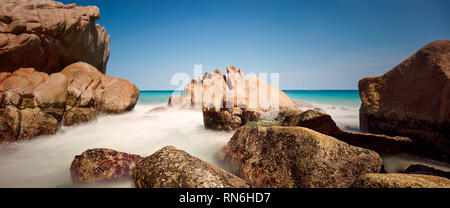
284 109 413 155
218 126 382 188
358 40 450 162
353 173 450 188
403 164 450 179
134 146 250 188
70 148 143 183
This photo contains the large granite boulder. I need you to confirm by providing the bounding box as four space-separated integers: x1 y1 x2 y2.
218 126 382 188
353 173 450 188
0 62 139 143
60 62 139 114
168 66 301 130
359 40 450 162
0 0 110 74
70 148 143 183
134 146 251 188
284 110 412 155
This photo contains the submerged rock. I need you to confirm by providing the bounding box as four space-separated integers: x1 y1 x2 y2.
147 106 169 113
134 146 250 188
284 109 413 155
218 126 382 188
0 0 110 74
353 173 450 188
359 40 450 162
203 107 244 130
70 148 143 183
0 62 139 143
168 94 184 107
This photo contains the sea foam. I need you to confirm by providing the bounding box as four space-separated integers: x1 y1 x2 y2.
293 100 360 130
0 103 233 187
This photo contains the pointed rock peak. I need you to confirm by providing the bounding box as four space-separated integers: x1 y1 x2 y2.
227 66 237 73
226 66 245 80
214 68 221 74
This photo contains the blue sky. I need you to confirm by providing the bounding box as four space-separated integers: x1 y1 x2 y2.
61 0 450 90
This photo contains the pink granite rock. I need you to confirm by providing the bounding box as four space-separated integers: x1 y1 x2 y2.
0 0 110 74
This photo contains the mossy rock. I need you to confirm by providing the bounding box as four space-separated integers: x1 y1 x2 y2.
244 119 284 127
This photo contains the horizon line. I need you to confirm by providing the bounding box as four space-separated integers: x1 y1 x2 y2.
140 89 359 91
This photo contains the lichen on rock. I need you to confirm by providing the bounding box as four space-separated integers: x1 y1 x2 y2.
134 146 251 188
70 148 143 183
218 126 383 188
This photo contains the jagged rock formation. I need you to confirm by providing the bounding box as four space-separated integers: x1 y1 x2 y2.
0 0 110 74
168 66 301 130
70 148 143 183
218 126 382 188
134 146 251 188
359 40 450 162
0 62 139 143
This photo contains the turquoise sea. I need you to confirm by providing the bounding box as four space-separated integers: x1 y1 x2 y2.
139 90 361 130
284 90 361 109
139 90 361 108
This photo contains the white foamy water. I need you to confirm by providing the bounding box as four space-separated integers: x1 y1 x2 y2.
1 99 446 188
294 100 360 130
317 104 360 130
0 103 234 188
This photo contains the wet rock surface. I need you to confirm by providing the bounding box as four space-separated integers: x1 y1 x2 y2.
70 148 143 182
218 126 382 188
134 146 251 188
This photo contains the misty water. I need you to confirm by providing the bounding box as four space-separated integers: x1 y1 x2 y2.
0 104 233 187
0 91 448 187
